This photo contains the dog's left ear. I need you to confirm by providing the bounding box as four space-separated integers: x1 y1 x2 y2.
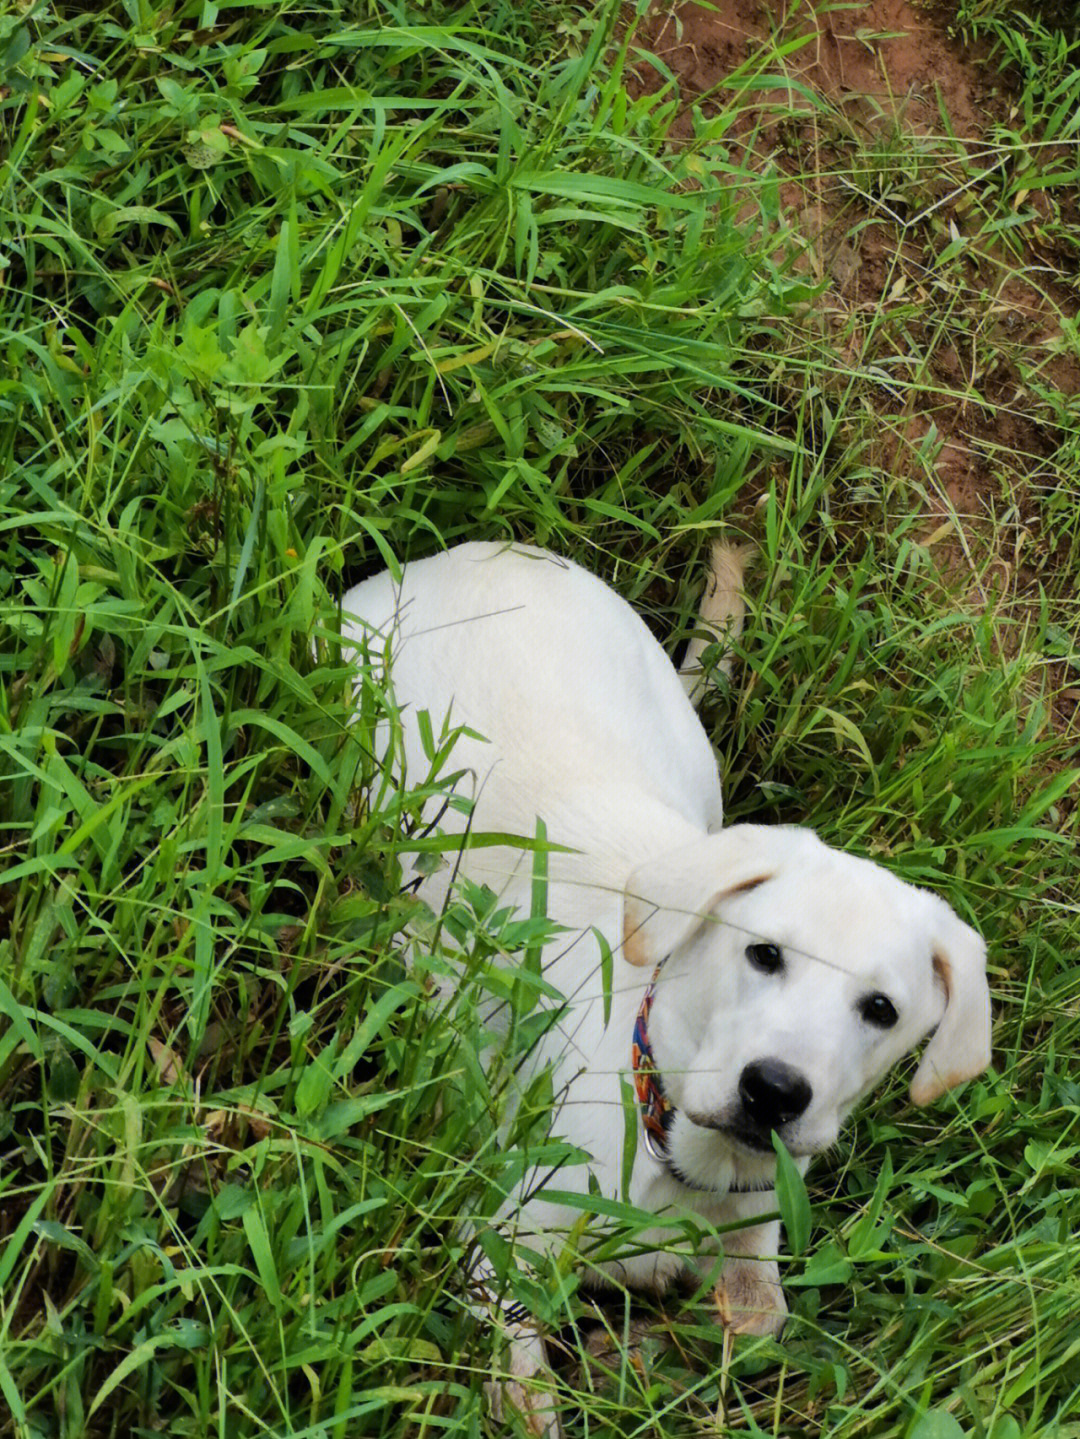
622 824 786 968
909 909 992 1106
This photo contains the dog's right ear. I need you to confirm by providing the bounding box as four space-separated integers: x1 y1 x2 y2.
623 825 791 968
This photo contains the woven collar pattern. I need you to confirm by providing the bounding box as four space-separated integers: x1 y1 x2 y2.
631 962 674 1160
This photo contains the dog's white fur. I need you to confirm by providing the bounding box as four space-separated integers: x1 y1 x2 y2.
342 541 991 1423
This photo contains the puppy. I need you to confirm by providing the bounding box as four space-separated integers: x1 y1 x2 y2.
342 541 991 1430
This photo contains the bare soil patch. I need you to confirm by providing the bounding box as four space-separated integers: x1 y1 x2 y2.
632 0 1080 599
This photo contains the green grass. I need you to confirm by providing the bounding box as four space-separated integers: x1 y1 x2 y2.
1 0 1079 1436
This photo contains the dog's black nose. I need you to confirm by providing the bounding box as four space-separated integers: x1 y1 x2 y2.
738 1059 812 1131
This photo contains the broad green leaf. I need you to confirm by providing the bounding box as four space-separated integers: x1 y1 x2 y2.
908 1411 968 1439
772 1134 811 1257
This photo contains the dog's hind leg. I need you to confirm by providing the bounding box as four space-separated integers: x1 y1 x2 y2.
679 541 749 708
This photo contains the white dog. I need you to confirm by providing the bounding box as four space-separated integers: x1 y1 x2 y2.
342 541 991 1429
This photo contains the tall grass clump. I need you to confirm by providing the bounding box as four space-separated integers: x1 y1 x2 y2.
1 0 1079 1436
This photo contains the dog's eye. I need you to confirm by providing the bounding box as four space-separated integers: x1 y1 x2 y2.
858 992 899 1028
746 942 784 975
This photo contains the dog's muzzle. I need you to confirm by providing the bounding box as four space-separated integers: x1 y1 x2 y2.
685 1059 815 1155
632 964 785 1187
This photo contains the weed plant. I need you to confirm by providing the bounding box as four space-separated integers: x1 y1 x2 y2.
1 1 1078 1437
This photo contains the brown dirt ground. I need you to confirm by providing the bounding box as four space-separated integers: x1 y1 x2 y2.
629 0 1080 634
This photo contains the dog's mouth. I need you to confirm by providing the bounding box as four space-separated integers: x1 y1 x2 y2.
719 1123 779 1154
705 1120 818 1159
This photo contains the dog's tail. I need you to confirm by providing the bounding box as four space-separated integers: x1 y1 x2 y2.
679 541 750 708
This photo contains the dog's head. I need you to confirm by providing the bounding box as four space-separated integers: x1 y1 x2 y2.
623 825 991 1189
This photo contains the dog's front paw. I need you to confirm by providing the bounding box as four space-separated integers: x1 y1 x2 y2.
715 1259 787 1338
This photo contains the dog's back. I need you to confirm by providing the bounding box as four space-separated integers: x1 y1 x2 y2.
341 542 724 849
